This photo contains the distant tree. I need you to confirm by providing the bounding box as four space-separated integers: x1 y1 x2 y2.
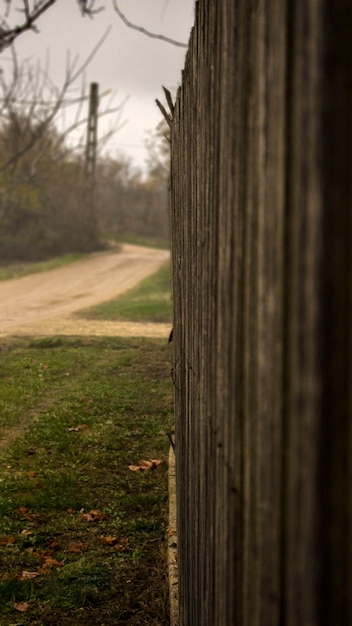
0 118 88 260
97 151 169 241
0 44 126 261
0 35 125 176
0 1 185 259
145 120 169 183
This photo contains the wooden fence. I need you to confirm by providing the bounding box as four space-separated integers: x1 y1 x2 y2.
169 1 352 624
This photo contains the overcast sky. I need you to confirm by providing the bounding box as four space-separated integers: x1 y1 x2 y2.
1 0 195 173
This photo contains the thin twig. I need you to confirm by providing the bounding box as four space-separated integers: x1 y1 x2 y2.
111 0 187 48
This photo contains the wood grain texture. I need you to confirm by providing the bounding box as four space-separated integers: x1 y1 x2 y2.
169 1 352 624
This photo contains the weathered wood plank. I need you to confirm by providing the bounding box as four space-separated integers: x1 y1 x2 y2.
169 1 352 624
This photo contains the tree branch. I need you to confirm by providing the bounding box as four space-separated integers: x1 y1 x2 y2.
2 1 189 52
111 0 187 48
0 41 127 175
0 0 99 50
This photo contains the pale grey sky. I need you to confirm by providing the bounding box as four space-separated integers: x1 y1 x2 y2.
1 0 195 172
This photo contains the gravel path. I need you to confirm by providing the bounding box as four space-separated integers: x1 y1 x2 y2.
0 244 171 339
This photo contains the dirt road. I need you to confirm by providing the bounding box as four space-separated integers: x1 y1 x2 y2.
0 244 171 338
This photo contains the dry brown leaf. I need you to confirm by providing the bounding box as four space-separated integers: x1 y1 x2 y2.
28 471 37 478
140 460 154 469
21 529 34 536
150 459 163 467
14 601 29 612
68 424 89 432
16 506 40 522
82 509 105 522
128 465 142 471
2 573 17 581
129 459 163 471
66 542 88 553
21 571 40 579
32 549 49 559
17 506 29 515
0 536 17 545
100 535 118 546
66 508 76 514
115 537 129 551
168 528 177 536
40 556 64 569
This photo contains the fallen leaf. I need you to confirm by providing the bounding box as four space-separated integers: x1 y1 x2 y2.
36 568 51 576
28 471 37 478
100 535 118 546
66 542 88 553
68 424 89 432
17 506 29 515
168 528 177 536
150 459 163 467
66 508 76 514
14 602 30 613
21 529 34 536
21 571 40 579
47 539 59 549
2 573 17 581
82 509 105 522
16 507 40 522
140 460 154 469
0 536 17 545
40 556 64 570
128 459 163 472
115 537 129 551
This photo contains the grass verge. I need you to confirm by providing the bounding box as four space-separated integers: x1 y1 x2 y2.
0 254 87 282
0 336 173 625
78 263 172 324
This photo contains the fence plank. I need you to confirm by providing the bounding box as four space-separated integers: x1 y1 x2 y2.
169 1 352 624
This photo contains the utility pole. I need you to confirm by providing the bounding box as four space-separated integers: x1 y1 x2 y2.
83 82 99 248
84 82 99 184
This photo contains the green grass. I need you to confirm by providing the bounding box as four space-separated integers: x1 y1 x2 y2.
0 253 87 281
0 336 173 625
78 263 172 324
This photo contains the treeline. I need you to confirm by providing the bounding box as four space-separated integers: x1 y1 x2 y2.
98 153 169 244
0 117 169 264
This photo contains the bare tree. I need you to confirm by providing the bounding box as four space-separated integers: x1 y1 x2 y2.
0 0 188 50
0 0 187 260
0 31 127 178
0 36 127 257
